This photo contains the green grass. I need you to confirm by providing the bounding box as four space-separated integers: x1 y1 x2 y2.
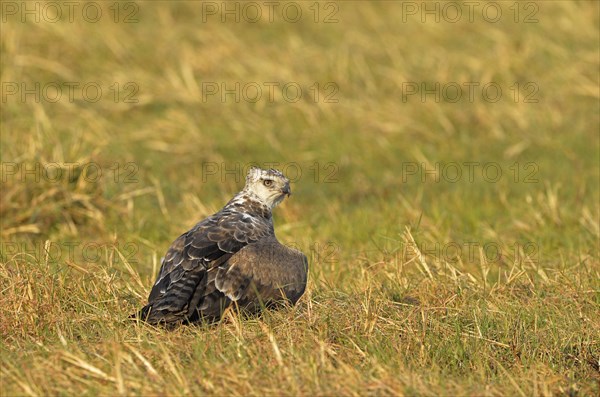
1 1 599 395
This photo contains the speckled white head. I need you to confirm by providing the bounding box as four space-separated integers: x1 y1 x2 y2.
243 167 291 209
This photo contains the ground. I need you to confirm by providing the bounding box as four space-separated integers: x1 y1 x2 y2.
1 1 599 396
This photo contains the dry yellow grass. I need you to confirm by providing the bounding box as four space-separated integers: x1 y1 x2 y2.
1 1 599 395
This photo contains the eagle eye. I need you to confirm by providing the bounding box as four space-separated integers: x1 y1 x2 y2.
263 179 273 187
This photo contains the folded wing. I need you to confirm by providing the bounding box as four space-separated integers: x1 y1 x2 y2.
138 210 273 324
213 235 308 312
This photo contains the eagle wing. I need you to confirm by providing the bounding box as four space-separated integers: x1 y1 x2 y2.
213 236 308 311
139 210 273 324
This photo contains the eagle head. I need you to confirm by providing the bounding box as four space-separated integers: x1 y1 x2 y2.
244 167 291 209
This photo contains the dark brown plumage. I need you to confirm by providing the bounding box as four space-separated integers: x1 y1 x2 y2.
132 167 308 325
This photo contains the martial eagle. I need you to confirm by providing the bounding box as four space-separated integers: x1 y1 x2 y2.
132 167 308 324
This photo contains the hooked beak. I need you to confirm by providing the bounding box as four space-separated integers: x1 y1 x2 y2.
281 184 291 197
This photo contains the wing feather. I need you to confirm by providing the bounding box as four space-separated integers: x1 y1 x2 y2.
139 209 273 324
213 236 308 311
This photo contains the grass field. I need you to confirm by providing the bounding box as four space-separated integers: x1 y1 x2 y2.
1 1 599 395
